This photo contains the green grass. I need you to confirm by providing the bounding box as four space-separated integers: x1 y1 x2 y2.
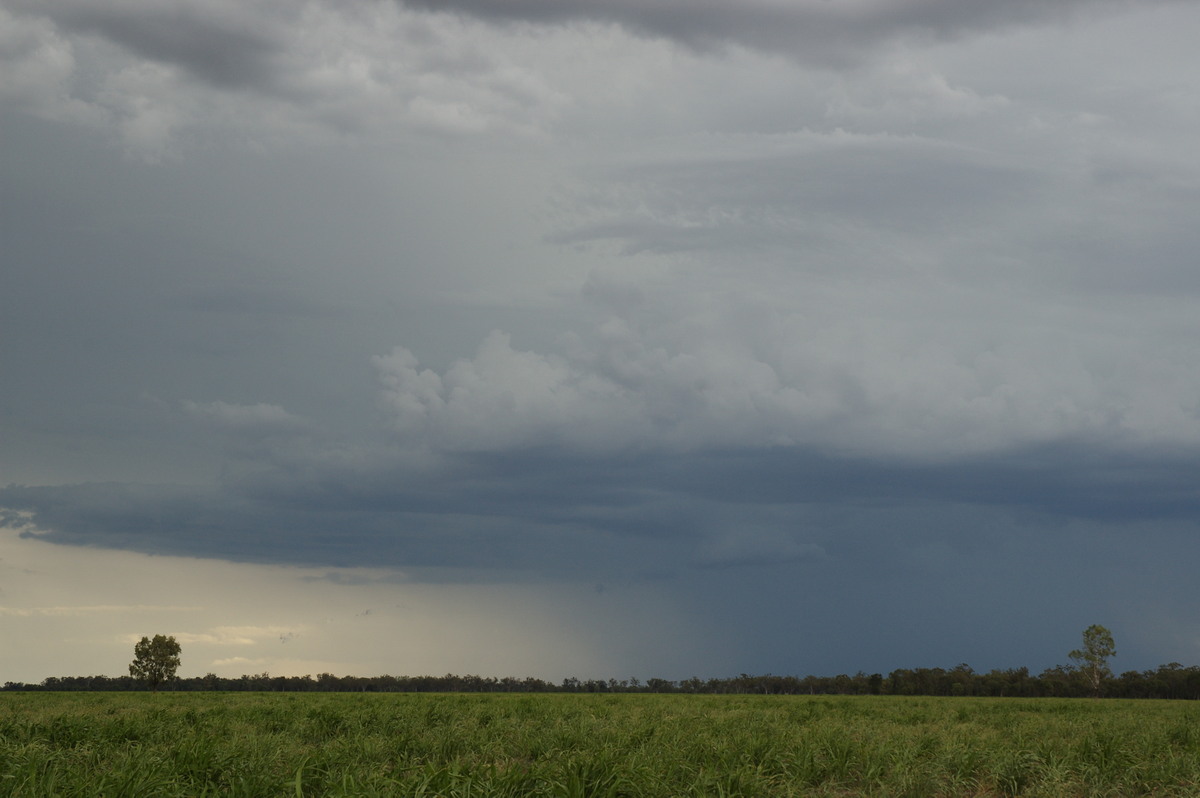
1 692 1199 796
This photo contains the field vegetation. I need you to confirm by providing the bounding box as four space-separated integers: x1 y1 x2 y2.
2 692 1200 796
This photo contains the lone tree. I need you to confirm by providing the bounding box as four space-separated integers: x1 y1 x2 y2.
1069 624 1116 698
129 634 182 691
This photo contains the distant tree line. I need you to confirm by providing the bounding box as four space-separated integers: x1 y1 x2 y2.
6 663 1200 699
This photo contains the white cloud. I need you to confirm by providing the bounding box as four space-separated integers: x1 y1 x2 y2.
375 331 648 453
170 625 305 646
210 656 268 668
375 275 1200 461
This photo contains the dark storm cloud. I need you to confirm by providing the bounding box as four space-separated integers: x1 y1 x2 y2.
14 1 284 92
5 434 1198 578
5 0 1200 677
0 473 670 576
401 0 1159 64
652 444 1200 522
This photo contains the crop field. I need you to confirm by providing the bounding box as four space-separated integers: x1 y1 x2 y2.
1 692 1199 797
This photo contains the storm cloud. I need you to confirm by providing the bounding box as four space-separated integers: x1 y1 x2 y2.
4 0 1200 680
400 0 1168 66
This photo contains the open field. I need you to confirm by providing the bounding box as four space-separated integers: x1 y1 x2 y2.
1 692 1199 797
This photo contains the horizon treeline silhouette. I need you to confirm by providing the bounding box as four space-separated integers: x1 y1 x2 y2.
6 661 1200 699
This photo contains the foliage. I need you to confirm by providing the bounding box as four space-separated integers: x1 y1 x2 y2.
128 634 182 691
3 692 1200 796
1070 625 1117 698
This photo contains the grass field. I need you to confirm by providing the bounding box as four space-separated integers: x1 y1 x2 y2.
1 692 1199 796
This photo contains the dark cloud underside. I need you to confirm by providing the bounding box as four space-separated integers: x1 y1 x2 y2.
401 0 1158 64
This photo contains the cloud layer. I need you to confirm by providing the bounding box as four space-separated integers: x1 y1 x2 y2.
402 0 1161 65
4 0 1200 677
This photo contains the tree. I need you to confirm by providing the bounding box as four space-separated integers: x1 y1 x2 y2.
1069 624 1116 698
129 634 181 691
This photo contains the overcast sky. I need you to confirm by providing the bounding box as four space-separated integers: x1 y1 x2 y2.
3 0 1200 684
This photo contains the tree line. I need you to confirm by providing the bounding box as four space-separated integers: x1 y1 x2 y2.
5 663 1200 699
7 625 1195 698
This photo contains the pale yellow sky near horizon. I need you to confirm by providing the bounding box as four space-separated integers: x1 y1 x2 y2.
0 523 700 685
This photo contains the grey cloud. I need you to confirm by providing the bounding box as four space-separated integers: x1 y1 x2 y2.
3 0 567 156
553 136 1035 256
401 0 1159 65
373 287 1200 462
5 0 1200 678
6 403 1200 677
183 401 311 435
692 528 826 570
18 1 284 91
171 286 336 318
5 432 1199 579
653 446 1200 523
0 475 663 576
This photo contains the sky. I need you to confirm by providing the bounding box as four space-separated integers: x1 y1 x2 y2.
3 0 1200 684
